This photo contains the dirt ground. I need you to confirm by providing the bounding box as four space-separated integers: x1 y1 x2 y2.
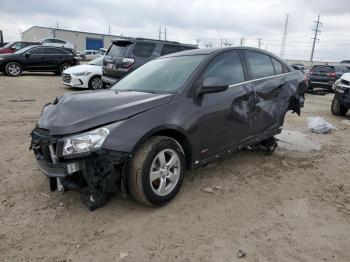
0 72 349 262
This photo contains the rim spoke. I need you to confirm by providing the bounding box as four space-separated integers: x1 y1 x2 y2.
150 170 161 182
158 177 167 194
157 151 166 166
167 171 178 183
166 155 177 168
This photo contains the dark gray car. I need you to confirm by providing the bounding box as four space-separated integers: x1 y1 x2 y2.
30 47 304 210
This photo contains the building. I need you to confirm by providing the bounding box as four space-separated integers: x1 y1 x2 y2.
22 26 122 51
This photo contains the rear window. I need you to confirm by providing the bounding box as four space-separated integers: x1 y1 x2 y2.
161 44 183 56
312 66 334 73
271 58 283 75
132 42 156 57
108 41 132 57
245 51 275 79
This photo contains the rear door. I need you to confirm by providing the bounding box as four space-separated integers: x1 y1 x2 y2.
45 47 70 69
195 51 256 158
243 50 290 134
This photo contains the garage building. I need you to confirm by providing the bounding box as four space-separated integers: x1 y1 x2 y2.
22 26 122 51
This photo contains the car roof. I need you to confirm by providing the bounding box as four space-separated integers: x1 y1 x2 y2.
162 46 285 60
111 37 197 47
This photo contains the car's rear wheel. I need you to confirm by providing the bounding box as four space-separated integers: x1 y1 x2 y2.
331 97 348 116
127 136 185 206
89 75 104 90
60 63 71 74
5 62 23 76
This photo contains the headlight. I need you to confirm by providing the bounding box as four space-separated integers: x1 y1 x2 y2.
60 121 123 156
73 72 91 76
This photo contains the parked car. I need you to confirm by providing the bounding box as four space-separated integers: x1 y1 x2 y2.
62 56 104 89
30 47 304 210
99 48 107 56
331 72 350 116
102 37 197 86
0 45 79 76
306 65 350 91
40 37 75 49
0 41 41 54
82 50 99 61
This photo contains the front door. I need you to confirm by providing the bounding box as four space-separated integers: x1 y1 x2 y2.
194 51 255 159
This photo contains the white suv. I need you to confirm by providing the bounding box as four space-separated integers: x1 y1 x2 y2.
40 38 74 49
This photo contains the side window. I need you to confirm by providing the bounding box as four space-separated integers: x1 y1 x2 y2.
161 44 182 56
271 58 283 75
203 51 245 85
30 47 46 54
12 43 22 50
46 48 68 55
54 39 65 44
245 51 275 79
182 46 196 51
132 42 156 57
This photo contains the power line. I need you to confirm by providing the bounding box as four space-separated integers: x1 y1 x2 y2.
310 15 322 63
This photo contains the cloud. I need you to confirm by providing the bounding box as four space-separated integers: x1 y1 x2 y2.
0 0 349 61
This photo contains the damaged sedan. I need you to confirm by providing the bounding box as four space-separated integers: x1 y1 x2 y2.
30 47 304 210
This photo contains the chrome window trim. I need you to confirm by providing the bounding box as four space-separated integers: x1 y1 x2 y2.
228 72 294 88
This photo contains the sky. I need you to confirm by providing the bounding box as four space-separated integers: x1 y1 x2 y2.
1 0 350 61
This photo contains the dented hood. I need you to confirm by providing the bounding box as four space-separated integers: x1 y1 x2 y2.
37 90 172 135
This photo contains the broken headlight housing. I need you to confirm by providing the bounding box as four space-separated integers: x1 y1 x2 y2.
60 121 123 156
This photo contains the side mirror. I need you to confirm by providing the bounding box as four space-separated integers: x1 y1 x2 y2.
199 77 229 94
25 52 31 57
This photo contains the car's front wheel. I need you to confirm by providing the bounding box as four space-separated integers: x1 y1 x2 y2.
331 97 348 116
89 75 104 90
5 62 23 76
128 136 185 206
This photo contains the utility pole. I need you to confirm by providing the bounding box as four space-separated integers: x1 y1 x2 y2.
280 14 289 58
164 27 167 41
310 15 322 64
240 37 245 46
56 21 59 29
257 38 263 49
158 27 162 40
108 25 111 35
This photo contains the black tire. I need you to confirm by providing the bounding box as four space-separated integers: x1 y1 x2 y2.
127 136 186 206
331 97 348 116
59 63 71 74
5 62 23 76
88 75 105 90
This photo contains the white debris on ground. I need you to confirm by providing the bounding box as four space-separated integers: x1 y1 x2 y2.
276 130 321 152
340 119 350 126
307 117 335 134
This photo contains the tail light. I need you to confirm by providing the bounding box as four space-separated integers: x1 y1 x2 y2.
326 72 337 77
122 58 135 68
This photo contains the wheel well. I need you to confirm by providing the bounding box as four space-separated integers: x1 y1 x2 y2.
149 129 193 170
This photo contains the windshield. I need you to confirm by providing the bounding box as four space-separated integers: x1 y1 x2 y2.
14 46 34 54
3 42 13 48
88 56 104 66
112 55 205 93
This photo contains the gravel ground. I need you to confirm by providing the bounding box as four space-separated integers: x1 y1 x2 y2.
0 72 349 262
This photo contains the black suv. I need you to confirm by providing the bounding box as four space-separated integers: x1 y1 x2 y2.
102 37 197 85
30 47 304 210
0 45 79 76
306 65 350 91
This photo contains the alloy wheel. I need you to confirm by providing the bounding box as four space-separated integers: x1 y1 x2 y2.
7 63 21 76
91 77 103 89
150 149 181 196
